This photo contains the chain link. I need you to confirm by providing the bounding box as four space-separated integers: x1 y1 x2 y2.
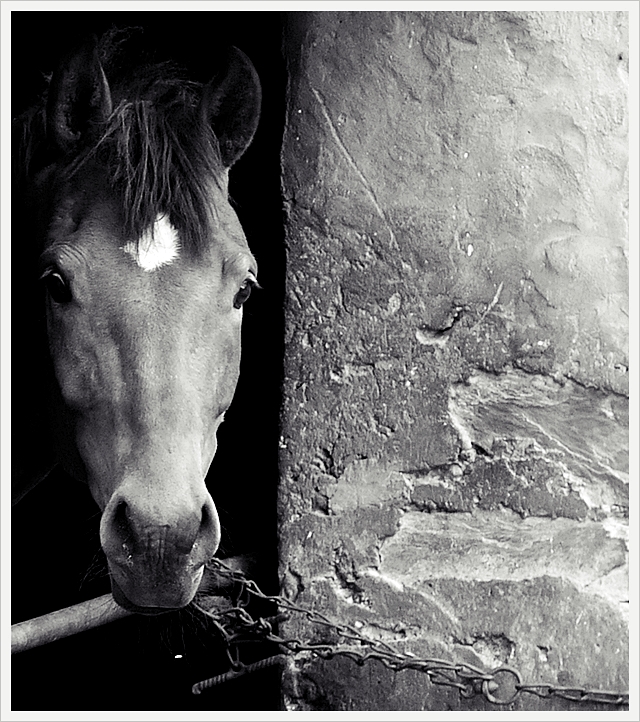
192 558 629 708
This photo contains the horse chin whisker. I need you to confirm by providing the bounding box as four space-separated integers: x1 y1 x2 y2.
178 604 207 637
78 548 110 591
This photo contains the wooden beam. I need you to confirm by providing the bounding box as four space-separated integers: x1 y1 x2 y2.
11 595 131 654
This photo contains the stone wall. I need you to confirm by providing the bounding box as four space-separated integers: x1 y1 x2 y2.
278 11 628 711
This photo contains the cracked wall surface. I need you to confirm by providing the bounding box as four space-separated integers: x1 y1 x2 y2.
278 11 628 711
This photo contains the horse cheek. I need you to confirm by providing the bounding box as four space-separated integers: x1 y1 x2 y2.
200 324 241 463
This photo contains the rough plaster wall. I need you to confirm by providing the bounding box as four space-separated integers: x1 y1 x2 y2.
278 11 628 711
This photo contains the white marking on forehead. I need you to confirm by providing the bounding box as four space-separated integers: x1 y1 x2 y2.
122 215 180 271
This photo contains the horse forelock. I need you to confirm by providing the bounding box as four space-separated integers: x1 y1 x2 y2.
95 87 225 254
16 40 227 256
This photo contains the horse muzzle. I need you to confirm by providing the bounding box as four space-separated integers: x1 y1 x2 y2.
99 485 221 612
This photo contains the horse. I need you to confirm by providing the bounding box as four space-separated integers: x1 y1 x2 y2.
12 33 262 614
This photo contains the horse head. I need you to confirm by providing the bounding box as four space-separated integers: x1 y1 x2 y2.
16 36 261 613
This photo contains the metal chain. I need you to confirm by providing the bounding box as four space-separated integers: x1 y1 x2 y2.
192 558 629 708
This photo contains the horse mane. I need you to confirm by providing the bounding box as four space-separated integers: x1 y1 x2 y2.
14 30 226 254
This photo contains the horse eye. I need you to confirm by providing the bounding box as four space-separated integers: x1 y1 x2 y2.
42 270 72 304
233 278 254 309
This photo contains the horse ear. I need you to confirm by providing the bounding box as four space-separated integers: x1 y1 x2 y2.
46 35 112 154
201 47 262 168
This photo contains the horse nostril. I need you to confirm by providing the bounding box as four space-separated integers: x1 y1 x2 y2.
200 502 213 534
100 495 137 562
112 500 134 552
195 497 221 561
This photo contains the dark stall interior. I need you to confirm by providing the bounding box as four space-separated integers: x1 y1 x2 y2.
11 11 286 711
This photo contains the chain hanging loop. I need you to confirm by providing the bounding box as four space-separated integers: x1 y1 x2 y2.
481 667 522 705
